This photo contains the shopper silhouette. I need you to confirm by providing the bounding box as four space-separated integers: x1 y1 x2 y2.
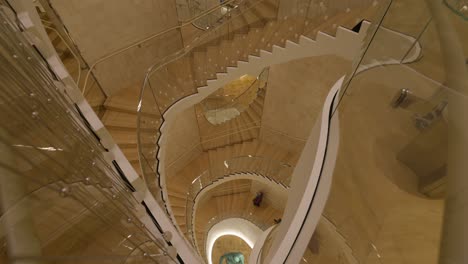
252 191 263 207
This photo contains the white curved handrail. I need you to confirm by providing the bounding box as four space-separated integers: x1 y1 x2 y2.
263 76 342 264
146 20 422 259
249 225 276 264
190 172 288 256
156 24 371 240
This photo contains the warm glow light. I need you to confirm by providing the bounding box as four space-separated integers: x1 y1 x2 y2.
207 230 254 264
13 144 63 151
371 243 382 258
205 219 262 264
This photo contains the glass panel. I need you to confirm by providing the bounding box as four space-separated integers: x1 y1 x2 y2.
200 68 269 125
194 179 277 261
182 155 292 248
300 216 360 263
138 0 287 233
259 225 279 263
444 0 468 19
323 1 467 263
39 14 107 118
133 0 396 246
0 8 174 263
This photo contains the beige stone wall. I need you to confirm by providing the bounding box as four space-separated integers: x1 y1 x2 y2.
324 65 444 264
260 55 351 153
50 0 183 96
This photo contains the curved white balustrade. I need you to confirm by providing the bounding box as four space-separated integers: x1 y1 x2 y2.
155 21 422 256
157 22 372 239
262 76 342 263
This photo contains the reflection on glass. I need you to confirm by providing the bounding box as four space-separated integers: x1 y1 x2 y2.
444 0 468 20
0 9 174 263
320 1 467 263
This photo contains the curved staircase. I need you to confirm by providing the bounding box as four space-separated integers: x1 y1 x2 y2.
97 0 383 254
102 0 377 189
165 139 298 238
194 179 284 260
101 87 160 178
196 87 266 150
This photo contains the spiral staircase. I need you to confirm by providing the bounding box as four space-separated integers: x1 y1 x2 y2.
87 0 380 261
98 0 379 199
2 0 464 263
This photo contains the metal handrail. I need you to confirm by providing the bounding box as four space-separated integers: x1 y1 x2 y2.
200 67 269 125
42 24 82 86
81 0 239 94
136 0 381 247
0 7 173 262
136 0 278 223
184 155 293 250
191 1 242 30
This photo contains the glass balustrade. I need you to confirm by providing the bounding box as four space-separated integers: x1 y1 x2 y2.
176 0 242 27
191 0 245 30
0 8 175 264
198 211 270 261
258 224 279 263
306 0 467 263
4 0 465 263
136 0 384 233
201 67 269 125
184 155 293 248
38 10 107 118
443 0 468 20
184 175 285 262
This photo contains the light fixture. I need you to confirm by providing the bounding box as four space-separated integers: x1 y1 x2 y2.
444 0 468 20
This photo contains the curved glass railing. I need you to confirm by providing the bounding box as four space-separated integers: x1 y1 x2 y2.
0 9 175 263
291 1 467 264
443 0 468 20
136 0 382 231
38 11 107 117
192 0 243 30
201 67 269 125
199 212 270 261
184 155 292 248
258 224 279 263
176 0 243 29
6 0 467 263
137 0 277 218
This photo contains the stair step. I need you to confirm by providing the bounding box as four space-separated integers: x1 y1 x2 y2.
169 197 187 208
172 206 186 216
101 110 138 129
168 191 187 200
175 215 186 226
168 192 187 202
